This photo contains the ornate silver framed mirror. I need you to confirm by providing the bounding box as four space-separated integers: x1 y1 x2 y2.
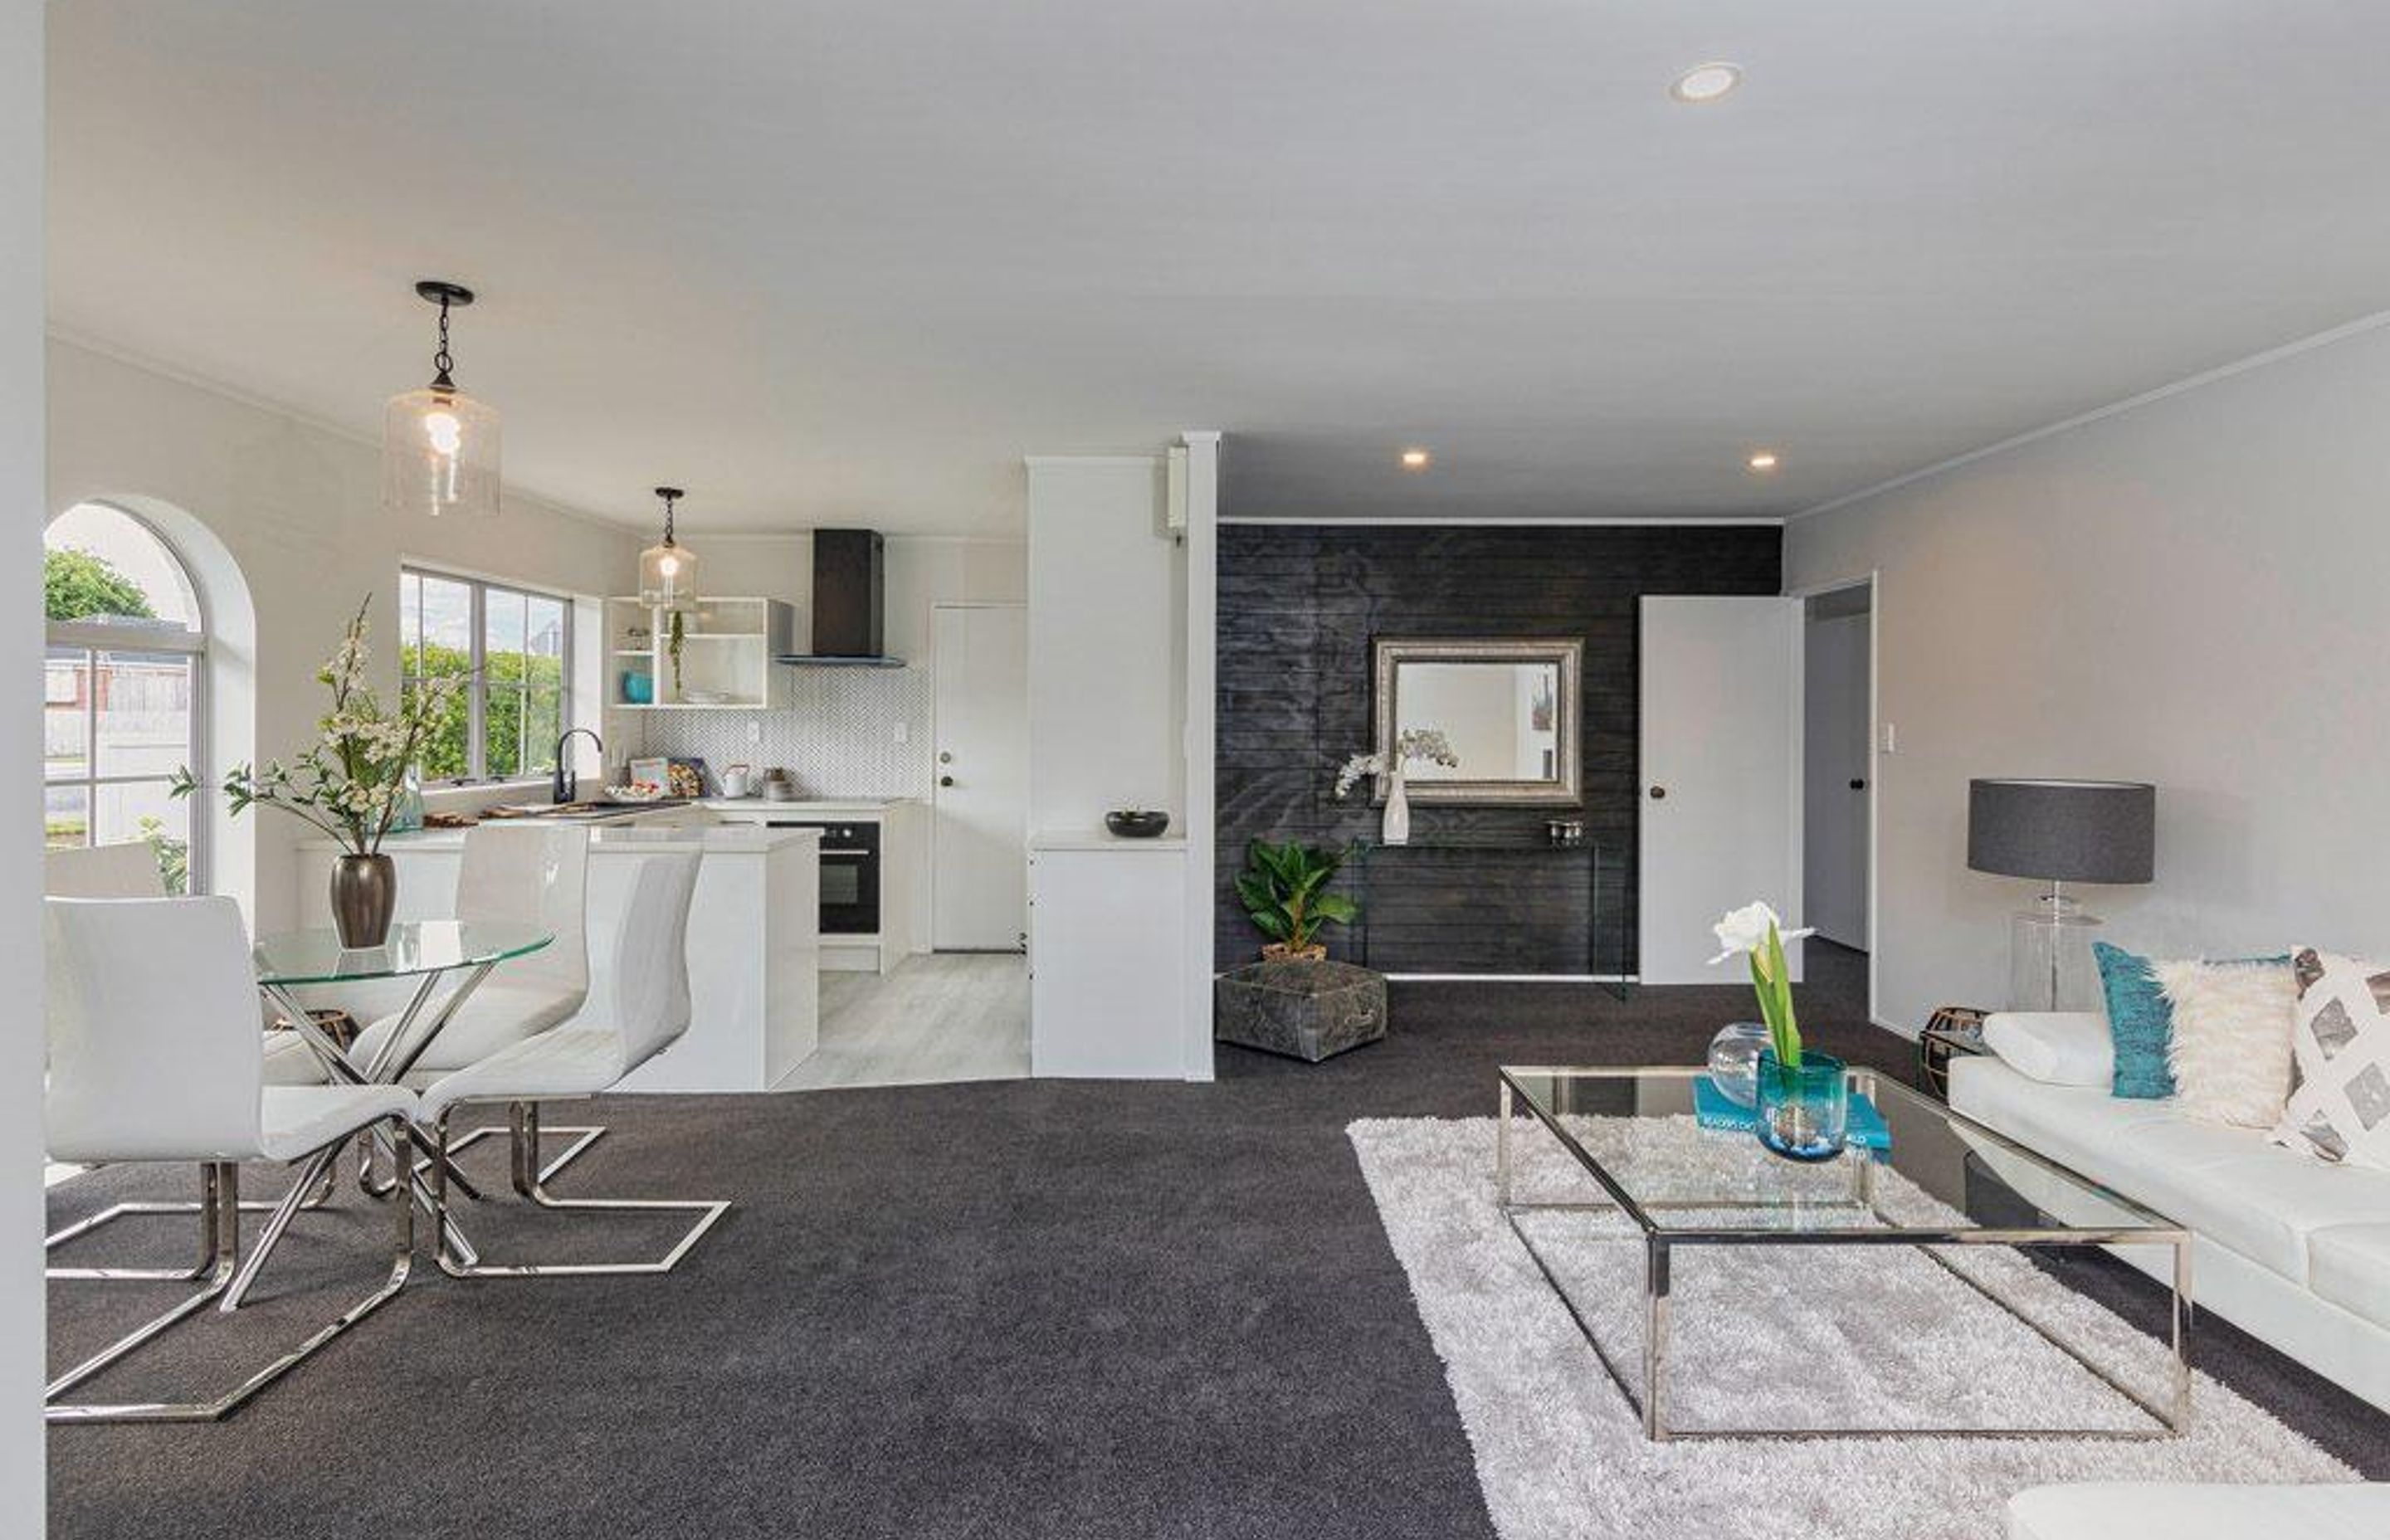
1371 637 1583 806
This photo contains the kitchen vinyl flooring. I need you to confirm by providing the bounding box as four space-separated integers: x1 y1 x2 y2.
776 950 1030 1089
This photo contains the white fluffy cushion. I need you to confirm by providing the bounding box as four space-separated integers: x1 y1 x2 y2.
1983 1011 2113 1088
2270 948 2390 1171
2153 958 2298 1128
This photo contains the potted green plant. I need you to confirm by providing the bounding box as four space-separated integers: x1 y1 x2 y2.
171 596 461 948
1218 837 1386 1062
1236 837 1359 961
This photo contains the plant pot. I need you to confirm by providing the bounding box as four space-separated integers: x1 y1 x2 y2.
1754 1048 1850 1162
329 853 397 949
1261 942 1328 962
1216 958 1388 1062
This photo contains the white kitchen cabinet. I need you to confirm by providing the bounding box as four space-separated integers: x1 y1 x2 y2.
1027 838 1187 1079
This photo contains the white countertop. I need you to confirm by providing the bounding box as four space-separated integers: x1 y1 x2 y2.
1028 829 1188 852
307 825 822 855
702 797 915 816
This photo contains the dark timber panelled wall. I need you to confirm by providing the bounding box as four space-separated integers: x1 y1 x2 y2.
1215 523 1782 974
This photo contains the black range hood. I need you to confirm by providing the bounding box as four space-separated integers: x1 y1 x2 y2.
778 528 906 667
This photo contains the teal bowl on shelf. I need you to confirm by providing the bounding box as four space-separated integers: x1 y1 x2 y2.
622 670 654 704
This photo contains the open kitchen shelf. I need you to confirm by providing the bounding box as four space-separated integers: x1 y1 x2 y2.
603 596 795 710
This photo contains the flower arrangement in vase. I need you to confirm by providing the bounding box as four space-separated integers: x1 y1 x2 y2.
1334 728 1460 846
171 597 462 948
1706 902 1845 1160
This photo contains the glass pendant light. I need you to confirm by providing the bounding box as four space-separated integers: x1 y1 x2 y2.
383 280 500 518
637 485 699 608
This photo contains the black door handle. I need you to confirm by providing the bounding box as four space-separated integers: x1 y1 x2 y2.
1648 786 1666 800
939 775 955 787
1849 778 1866 791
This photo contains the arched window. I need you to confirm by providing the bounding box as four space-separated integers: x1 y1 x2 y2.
44 501 207 894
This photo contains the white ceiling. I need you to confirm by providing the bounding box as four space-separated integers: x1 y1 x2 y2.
48 1 2390 535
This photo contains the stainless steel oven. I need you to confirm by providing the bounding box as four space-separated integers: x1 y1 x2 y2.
784 820 879 934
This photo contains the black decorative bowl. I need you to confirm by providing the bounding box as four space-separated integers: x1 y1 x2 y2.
1105 810 1172 839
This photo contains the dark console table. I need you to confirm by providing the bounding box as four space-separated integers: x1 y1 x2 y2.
1350 837 1627 998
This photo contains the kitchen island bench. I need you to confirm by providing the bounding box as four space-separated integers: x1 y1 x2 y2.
293 822 822 1092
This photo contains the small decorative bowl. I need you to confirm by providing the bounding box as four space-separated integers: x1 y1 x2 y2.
1105 810 1171 839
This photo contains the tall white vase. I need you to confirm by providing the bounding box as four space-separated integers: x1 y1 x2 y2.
1382 770 1411 846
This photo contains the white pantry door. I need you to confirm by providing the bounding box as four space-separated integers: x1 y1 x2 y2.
1638 596 1804 985
933 603 1029 951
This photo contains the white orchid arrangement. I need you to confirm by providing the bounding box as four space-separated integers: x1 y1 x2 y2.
171 596 462 856
1708 901 1817 1068
1334 728 1461 797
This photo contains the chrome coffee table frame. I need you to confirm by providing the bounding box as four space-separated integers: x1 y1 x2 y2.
1495 1065 2193 1443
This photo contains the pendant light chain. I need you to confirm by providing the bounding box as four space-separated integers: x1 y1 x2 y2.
661 488 680 548
431 292 456 391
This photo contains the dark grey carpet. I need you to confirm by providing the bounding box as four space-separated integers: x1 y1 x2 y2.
46 946 2390 1538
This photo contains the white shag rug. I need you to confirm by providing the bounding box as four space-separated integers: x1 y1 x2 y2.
1348 1115 2353 1540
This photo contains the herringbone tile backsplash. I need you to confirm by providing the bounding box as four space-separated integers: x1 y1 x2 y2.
617 668 933 799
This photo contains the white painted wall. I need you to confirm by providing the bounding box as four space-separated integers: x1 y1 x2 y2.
3 0 43 1514
1025 456 1185 831
47 338 646 932
1784 318 2390 1034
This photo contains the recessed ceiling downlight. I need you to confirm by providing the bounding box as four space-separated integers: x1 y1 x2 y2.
1747 451 1779 472
1671 61 1744 104
1399 447 1432 471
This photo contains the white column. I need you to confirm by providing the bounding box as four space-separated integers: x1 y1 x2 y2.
2 0 46 1514
1178 432 1221 1081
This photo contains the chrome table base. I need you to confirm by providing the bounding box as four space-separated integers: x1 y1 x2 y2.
1495 1074 2194 1442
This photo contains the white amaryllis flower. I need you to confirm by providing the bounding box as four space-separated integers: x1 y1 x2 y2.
1706 901 1816 966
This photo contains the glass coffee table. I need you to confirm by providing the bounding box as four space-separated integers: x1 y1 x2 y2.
1496 1065 2192 1442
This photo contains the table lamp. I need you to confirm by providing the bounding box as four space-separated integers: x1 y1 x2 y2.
1966 778 2155 1010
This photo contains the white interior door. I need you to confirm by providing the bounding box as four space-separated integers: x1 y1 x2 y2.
1802 609 1871 949
933 604 1028 950
1638 596 1803 984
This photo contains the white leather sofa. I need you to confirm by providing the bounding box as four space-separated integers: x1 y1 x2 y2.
2008 1482 2390 1538
1948 1011 2390 1415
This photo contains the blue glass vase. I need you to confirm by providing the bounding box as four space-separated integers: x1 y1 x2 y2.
1754 1049 1849 1162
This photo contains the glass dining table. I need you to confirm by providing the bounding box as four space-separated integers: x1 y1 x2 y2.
227 920 554 1309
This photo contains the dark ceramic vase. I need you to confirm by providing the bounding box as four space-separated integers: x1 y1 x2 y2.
329 853 397 949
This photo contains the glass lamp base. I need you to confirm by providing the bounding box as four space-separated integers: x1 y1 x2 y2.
2009 892 2103 1011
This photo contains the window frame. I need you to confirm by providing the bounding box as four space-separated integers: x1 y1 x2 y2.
44 505 210 893
400 565 575 787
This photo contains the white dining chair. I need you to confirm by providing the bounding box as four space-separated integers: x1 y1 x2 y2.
417 849 729 1277
347 821 593 1082
45 894 419 1422
41 843 329 1270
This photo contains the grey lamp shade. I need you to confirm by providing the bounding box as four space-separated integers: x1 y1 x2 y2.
1967 778 2155 885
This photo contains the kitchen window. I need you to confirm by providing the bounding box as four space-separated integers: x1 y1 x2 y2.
401 568 572 784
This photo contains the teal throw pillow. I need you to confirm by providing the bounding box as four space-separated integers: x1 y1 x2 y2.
2095 942 2175 1099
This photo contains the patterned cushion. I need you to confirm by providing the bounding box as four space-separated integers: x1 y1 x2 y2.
2095 942 2176 1099
2270 948 2390 1171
